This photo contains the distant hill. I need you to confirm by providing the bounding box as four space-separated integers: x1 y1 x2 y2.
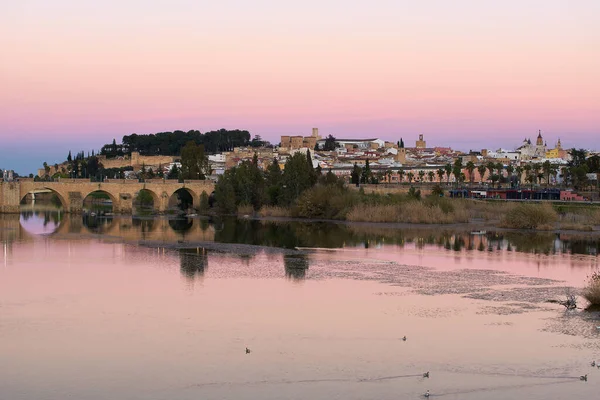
99 129 253 158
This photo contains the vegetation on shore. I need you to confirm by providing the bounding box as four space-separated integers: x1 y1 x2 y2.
210 151 600 230
582 271 600 306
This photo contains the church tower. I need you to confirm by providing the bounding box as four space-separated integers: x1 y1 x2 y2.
536 130 543 146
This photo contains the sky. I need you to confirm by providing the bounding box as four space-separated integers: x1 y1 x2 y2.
1 0 599 174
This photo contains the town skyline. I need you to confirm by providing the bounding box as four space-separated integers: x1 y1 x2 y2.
1 127 598 175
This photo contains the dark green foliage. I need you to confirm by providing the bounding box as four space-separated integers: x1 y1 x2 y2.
167 164 179 179
361 160 372 184
214 160 265 211
199 191 210 214
279 152 317 205
265 158 282 206
408 186 421 200
323 135 337 151
351 163 361 186
180 141 211 180
111 129 251 156
294 185 359 219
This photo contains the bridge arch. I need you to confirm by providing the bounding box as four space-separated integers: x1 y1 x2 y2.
81 190 117 214
133 188 160 214
19 188 67 209
169 188 198 213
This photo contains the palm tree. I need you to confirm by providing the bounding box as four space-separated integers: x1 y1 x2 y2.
418 170 425 182
444 163 452 185
477 164 487 185
466 161 476 184
398 169 405 183
428 171 435 182
523 164 533 189
437 168 445 183
506 165 514 187
407 172 414 183
515 166 523 186
486 161 496 184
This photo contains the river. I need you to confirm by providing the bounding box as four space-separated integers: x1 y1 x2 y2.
1 210 599 399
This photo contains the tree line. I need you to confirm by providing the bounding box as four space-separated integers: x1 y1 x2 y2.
100 129 256 157
214 150 343 213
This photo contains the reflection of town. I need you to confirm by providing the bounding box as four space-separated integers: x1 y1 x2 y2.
3 213 599 274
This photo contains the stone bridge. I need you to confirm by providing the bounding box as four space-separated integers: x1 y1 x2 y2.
0 179 215 214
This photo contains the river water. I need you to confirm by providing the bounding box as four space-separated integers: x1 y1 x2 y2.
1 211 599 399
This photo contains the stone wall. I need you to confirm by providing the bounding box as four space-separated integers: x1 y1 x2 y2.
0 182 20 213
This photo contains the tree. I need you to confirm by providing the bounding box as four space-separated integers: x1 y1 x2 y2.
167 164 179 179
477 164 487 184
428 171 435 182
279 152 316 205
67 151 72 163
515 166 523 186
323 135 337 151
306 149 317 185
407 172 414 183
437 168 445 183
180 141 210 180
418 170 425 182
361 160 372 184
265 158 282 205
465 161 475 184
486 161 496 183
351 163 361 186
198 191 210 213
444 163 452 185
452 158 463 187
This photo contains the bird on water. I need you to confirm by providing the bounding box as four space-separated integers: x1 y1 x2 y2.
402 336 407 341
580 374 587 381
423 371 430 378
245 347 251 354
423 390 430 398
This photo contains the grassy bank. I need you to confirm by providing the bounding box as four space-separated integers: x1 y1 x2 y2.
213 182 600 231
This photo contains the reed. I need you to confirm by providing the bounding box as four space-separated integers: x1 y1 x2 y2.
257 206 291 218
346 201 469 224
500 203 558 229
582 271 600 306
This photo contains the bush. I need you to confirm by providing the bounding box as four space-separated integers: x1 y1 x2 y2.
294 185 359 219
258 206 291 218
500 203 558 229
198 191 210 214
582 270 600 306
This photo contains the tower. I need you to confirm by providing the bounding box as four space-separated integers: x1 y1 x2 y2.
536 130 543 146
416 134 426 149
556 138 562 149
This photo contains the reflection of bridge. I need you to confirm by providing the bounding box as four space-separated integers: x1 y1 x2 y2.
1 179 214 213
1 213 215 244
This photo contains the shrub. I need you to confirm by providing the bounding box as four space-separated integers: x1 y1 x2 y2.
258 206 291 218
198 191 210 214
582 270 600 306
294 185 359 219
500 203 558 229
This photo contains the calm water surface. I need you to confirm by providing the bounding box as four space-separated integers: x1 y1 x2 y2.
1 212 599 399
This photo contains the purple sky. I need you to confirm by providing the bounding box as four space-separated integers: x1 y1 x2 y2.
1 0 598 174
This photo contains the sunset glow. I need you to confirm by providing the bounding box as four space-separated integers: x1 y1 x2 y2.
1 0 599 172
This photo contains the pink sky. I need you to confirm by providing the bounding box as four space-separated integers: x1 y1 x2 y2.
1 1 599 172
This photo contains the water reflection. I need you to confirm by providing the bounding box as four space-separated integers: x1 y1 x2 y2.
19 209 62 235
283 254 309 281
10 211 600 258
179 248 207 281
82 215 114 234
